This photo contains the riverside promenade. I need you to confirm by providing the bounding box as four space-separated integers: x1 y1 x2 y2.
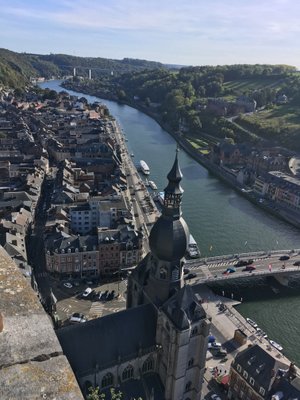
195 283 295 393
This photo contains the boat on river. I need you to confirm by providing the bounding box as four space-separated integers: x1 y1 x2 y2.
270 340 283 352
155 191 164 205
140 160 150 175
187 234 200 258
148 180 157 190
246 318 258 328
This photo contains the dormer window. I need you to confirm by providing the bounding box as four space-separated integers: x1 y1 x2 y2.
259 387 265 396
250 377 255 386
243 371 248 379
237 364 242 373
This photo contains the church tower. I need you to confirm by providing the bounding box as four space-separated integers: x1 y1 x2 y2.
126 149 210 400
127 148 190 308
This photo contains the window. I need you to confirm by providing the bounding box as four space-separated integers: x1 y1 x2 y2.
101 373 113 388
142 357 154 373
243 370 248 379
188 358 194 368
191 326 198 336
122 365 134 381
185 381 191 392
259 387 265 396
250 377 255 386
237 364 242 373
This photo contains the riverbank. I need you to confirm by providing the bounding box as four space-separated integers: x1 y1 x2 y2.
62 81 300 231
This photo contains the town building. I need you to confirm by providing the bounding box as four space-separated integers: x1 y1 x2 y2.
228 344 300 400
253 171 300 211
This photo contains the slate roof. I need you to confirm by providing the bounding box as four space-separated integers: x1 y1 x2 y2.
57 303 158 376
232 344 278 392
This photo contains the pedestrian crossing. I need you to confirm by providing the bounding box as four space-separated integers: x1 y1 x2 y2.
89 302 105 317
57 304 72 314
190 258 261 269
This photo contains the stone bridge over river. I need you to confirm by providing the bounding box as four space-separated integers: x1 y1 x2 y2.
186 249 300 286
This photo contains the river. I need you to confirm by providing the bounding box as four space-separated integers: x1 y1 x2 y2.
39 80 300 364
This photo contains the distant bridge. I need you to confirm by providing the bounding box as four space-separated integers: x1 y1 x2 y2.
186 249 300 286
55 65 114 79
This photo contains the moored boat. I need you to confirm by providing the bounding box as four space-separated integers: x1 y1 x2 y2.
269 340 283 352
140 160 150 175
187 234 200 258
148 180 157 190
155 191 164 205
145 178 150 187
246 318 258 328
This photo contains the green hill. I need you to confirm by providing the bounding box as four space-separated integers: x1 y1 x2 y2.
0 48 165 88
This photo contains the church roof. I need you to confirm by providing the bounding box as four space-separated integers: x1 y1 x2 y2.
162 285 206 330
149 149 189 261
149 215 189 261
57 303 157 375
165 148 184 195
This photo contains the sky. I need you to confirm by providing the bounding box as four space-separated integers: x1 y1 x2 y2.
0 0 299 67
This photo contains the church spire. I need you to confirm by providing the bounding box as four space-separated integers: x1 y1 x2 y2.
163 147 184 215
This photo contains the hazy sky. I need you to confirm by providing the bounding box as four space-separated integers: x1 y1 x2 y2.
0 0 299 67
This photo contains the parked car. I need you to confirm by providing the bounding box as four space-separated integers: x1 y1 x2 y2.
208 335 216 343
107 290 116 301
100 290 109 301
183 268 190 275
211 394 222 400
63 282 73 289
214 350 227 358
279 255 290 261
243 265 256 272
184 273 197 280
208 342 222 349
82 287 92 298
293 261 300 266
69 313 86 324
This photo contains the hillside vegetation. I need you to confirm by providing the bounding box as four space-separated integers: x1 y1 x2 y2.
0 48 165 88
64 64 300 150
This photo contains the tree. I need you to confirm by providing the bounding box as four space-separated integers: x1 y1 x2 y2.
117 89 126 100
86 386 142 400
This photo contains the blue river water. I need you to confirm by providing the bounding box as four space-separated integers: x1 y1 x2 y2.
39 80 300 365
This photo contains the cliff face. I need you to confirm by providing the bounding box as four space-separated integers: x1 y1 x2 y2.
0 246 83 400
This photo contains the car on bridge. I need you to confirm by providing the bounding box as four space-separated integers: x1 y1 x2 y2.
235 259 253 267
279 255 290 261
243 265 256 272
184 272 197 280
223 267 236 274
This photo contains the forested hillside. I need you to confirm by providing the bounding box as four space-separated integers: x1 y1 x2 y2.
0 48 164 88
64 64 300 149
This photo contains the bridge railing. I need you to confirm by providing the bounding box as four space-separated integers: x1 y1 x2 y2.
190 249 300 266
197 266 300 283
